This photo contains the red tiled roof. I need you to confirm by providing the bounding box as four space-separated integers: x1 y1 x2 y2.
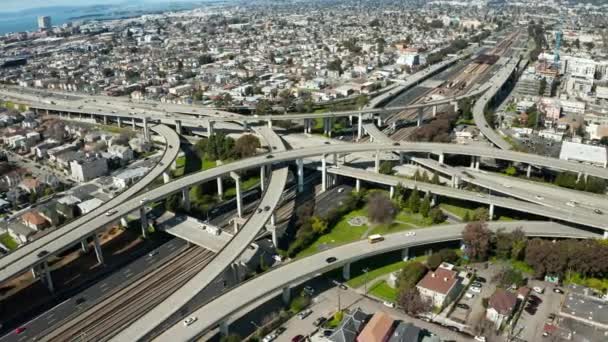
22 211 47 226
357 312 394 342
416 268 458 295
489 289 518 315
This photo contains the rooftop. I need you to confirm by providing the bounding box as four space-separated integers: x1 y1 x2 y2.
416 267 459 295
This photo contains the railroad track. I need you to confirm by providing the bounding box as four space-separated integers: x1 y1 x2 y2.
42 246 214 342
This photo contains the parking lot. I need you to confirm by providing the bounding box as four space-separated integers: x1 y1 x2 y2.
512 280 565 342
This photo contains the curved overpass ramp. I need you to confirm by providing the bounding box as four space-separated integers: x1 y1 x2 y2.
0 124 180 284
155 221 597 340
113 125 289 341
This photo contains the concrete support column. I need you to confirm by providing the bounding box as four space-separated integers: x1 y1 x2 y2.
604 231 608 240
103 116 108 125
452 175 460 188
333 153 338 165
526 164 532 178
140 207 148 238
31 266 39 280
117 117 122 128
42 261 54 293
219 321 230 336
438 153 445 164
376 115 382 127
452 101 459 113
431 194 437 206
132 120 136 130
321 154 327 193
231 172 242 218
399 152 404 165
389 186 395 199
270 213 276 226
175 120 182 135
357 113 363 141
374 151 380 173
475 158 480 171
297 159 304 193
81 238 89 253
342 263 351 280
182 188 190 211
282 287 291 305
269 225 278 247
349 115 353 125
260 165 266 192
402 247 410 261
143 117 150 142
217 177 224 200
93 234 104 265
267 119 273 129
432 105 437 117
489 203 495 220
417 107 424 127
208 121 214 136
120 217 128 228
163 171 171 184
470 156 476 169
356 179 361 192
303 119 309 134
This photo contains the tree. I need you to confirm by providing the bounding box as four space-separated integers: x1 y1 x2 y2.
407 188 420 213
431 172 440 185
420 193 431 218
427 253 443 269
462 221 493 261
397 262 428 289
398 287 431 315
310 216 328 234
472 207 489 222
355 95 369 109
255 99 272 115
233 134 260 159
429 207 446 224
538 77 547 96
505 166 517 176
495 229 514 259
463 211 471 222
438 248 459 263
367 192 397 225
379 161 394 175
220 334 242 342
421 171 430 183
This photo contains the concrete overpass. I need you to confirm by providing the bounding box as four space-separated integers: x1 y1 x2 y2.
153 221 598 341
0 124 180 291
327 166 607 231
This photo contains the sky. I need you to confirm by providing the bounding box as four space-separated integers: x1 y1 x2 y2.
0 0 194 12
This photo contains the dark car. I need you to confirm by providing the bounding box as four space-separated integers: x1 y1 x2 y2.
257 208 263 214
594 209 603 215
323 330 333 337
326 257 337 263
264 205 271 211
37 250 49 258
292 335 305 342
313 317 327 327
456 303 470 310
324 141 331 145
275 327 286 335
168 145 173 148
266 154 274 159
392 142 400 146
476 276 487 283
75 297 86 305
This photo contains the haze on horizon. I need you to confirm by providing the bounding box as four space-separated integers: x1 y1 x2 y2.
0 0 197 13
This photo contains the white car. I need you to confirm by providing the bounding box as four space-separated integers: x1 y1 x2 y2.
470 287 482 293
383 301 395 308
262 333 277 342
405 231 416 237
474 336 486 342
140 198 148 204
535 195 544 200
566 201 577 207
105 210 117 216
183 316 197 326
502 184 512 188
464 293 475 299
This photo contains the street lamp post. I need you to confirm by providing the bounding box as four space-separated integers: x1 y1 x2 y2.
363 268 370 296
332 280 342 312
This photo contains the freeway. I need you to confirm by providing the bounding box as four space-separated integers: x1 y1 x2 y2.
155 221 598 341
327 166 607 230
2 141 608 285
0 124 180 284
113 124 289 341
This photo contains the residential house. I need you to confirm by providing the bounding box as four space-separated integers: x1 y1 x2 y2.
77 198 104 214
21 211 49 231
330 308 369 342
8 223 36 244
113 167 148 189
416 265 462 308
388 322 423 342
357 311 395 342
486 288 518 328
19 177 44 194
70 155 108 182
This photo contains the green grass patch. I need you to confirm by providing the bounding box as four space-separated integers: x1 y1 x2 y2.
369 280 398 302
224 176 260 199
491 258 535 275
96 124 132 134
202 158 217 170
296 208 369 258
439 203 471 219
346 255 427 288
175 156 186 168
565 272 608 292
0 233 19 250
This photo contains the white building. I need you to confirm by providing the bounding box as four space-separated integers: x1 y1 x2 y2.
559 141 607 168
113 167 149 189
38 16 51 30
70 156 108 182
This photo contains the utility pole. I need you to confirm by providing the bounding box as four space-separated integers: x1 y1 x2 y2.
363 268 370 296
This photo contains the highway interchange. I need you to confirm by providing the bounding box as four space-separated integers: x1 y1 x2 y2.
0 29 607 341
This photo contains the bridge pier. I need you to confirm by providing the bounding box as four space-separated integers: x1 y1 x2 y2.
604 231 608 239
208 121 214 136
402 247 410 261
526 165 532 178
356 179 361 192
217 177 224 200
81 238 89 253
117 117 122 128
357 113 363 141
399 152 404 165
182 188 190 211
120 217 128 228
140 207 149 238
143 117 150 142
41 261 54 293
267 119 273 129
268 224 278 247
489 203 495 220
451 101 459 113
417 107 423 127
389 186 395 199
93 234 104 265
376 115 382 127
297 159 304 193
163 171 171 184
282 286 291 305
260 165 266 192
342 263 351 280
132 119 136 130
452 175 460 188
175 120 182 135
321 154 327 193
438 153 444 164
103 116 108 125
231 172 242 218
374 150 380 173
219 320 230 336
432 105 437 117
31 266 39 280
